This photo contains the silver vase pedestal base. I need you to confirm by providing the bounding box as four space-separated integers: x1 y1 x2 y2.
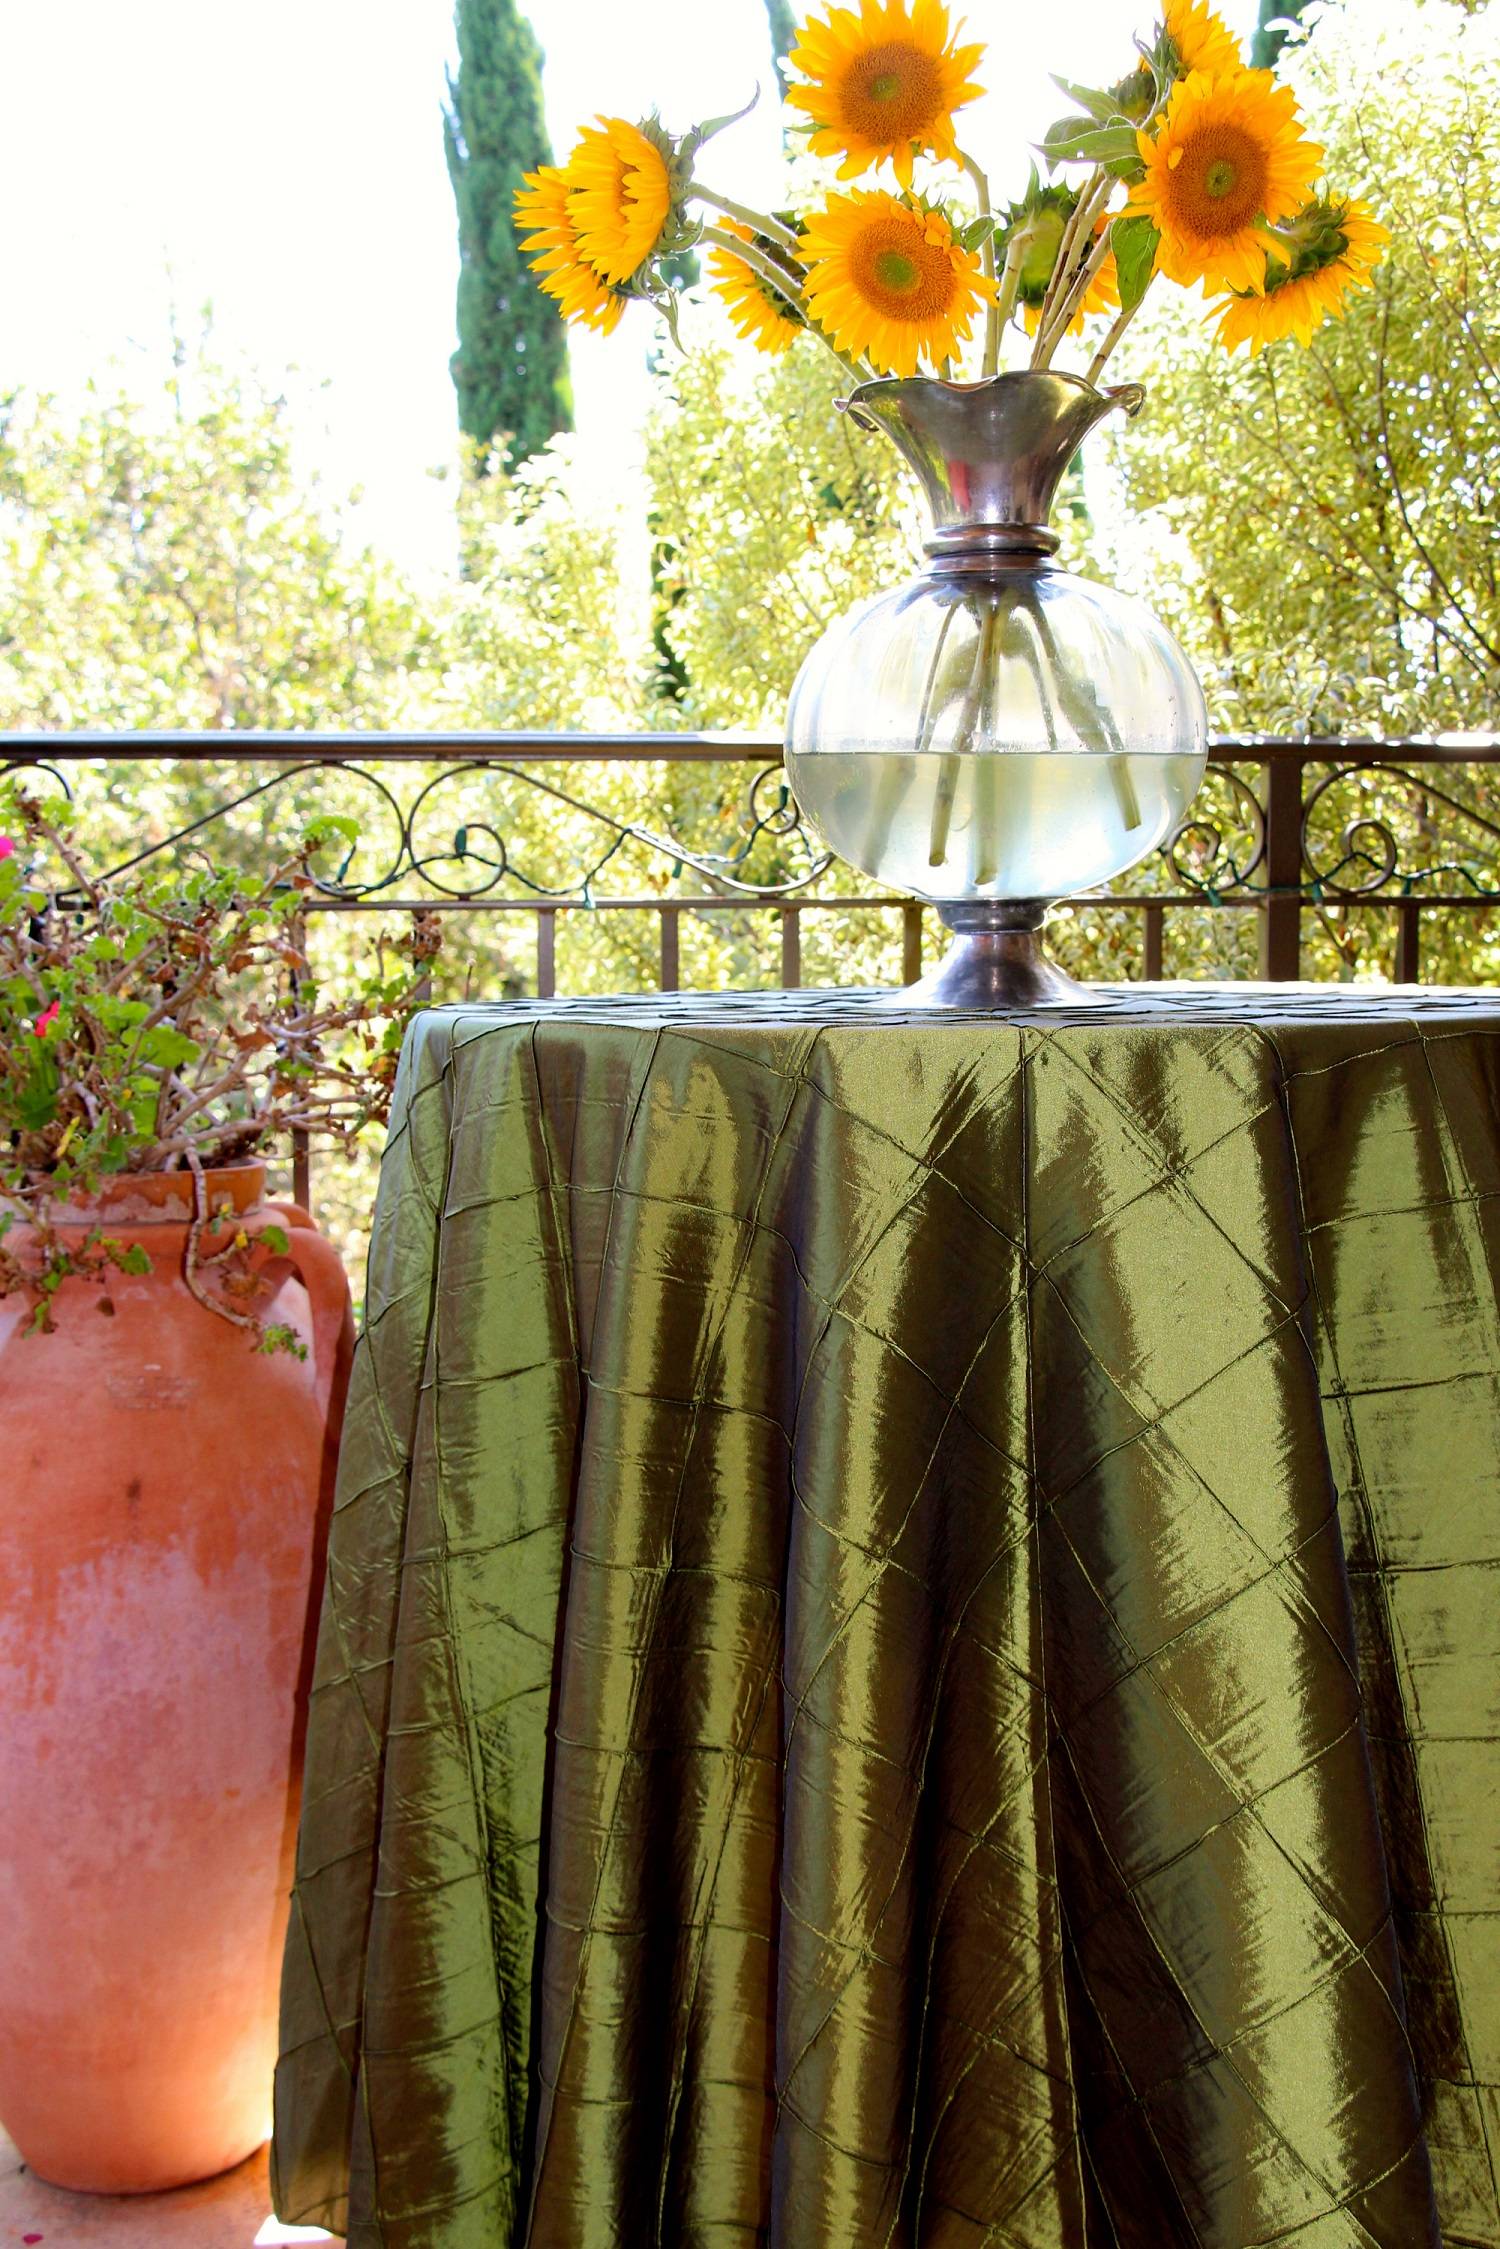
882 900 1110 1011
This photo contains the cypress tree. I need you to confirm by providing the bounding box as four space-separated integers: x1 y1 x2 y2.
445 0 572 471
763 0 798 97
1250 0 1319 69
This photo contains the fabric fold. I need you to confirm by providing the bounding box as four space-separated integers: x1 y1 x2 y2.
276 989 1498 2247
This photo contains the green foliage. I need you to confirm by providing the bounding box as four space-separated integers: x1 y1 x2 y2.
445 0 572 470
1115 0 1500 738
643 315 910 728
1250 0 1321 71
1112 0 1500 981
0 786 434 1336
0 349 448 732
763 0 799 97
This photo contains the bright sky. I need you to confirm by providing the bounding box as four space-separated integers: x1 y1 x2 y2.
1 0 1260 573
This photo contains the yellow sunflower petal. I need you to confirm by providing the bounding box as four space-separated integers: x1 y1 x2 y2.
1163 0 1243 77
513 162 629 334
1128 68 1323 297
787 0 985 184
566 116 673 286
1211 194 1389 353
798 187 994 376
707 219 803 357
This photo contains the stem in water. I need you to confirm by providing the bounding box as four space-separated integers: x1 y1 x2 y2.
862 601 961 874
1023 590 1143 831
928 598 996 869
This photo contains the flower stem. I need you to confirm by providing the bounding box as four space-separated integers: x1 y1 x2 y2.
1034 169 1100 340
992 234 1026 366
1085 296 1145 386
928 599 996 868
1033 218 1116 371
690 183 800 255
698 223 872 383
960 150 1000 380
1033 171 1113 365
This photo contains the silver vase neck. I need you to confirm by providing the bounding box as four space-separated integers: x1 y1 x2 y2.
840 370 1144 575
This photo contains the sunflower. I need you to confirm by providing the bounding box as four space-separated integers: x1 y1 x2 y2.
787 0 985 188
1162 0 1242 77
799 189 994 375
566 116 674 285
1213 195 1389 352
513 164 628 334
1130 69 1324 294
708 220 804 355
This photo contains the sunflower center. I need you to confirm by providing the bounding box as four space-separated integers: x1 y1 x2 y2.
1167 123 1268 237
838 41 945 142
874 248 920 293
852 216 955 320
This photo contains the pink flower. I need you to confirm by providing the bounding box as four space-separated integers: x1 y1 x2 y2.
0 835 14 860
33 1000 59 1039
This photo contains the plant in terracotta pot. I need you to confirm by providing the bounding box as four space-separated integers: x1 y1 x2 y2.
0 784 438 2196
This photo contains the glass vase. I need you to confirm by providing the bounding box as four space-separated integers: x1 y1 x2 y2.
784 372 1208 1005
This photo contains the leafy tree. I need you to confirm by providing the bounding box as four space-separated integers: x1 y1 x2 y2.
763 0 799 98
445 0 572 471
1250 0 1320 70
0 351 449 735
1115 0 1500 736
1111 0 1500 978
644 312 910 728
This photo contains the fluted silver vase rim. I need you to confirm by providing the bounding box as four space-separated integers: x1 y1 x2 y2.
837 367 1146 428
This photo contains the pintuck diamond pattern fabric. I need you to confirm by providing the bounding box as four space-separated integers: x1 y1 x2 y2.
273 986 1500 2249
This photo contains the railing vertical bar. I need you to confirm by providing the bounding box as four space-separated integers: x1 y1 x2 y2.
409 907 434 1010
902 902 923 986
1396 899 1422 984
288 905 313 1213
1143 902 1165 982
291 1129 312 1215
780 905 802 990
1259 756 1304 981
537 908 557 999
660 903 681 993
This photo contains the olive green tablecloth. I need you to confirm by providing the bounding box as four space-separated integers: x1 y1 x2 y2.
273 986 1500 2249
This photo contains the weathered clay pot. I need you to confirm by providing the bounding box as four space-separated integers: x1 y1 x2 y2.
0 1163 354 2193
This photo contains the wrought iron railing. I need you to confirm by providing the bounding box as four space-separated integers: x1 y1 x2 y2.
6 729 1499 1197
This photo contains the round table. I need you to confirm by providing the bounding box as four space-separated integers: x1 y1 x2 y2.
273 987 1500 2248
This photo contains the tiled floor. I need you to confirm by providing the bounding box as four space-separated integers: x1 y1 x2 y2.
0 2130 341 2247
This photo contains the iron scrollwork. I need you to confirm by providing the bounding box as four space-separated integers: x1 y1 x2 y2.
0 751 832 906
1301 759 1500 901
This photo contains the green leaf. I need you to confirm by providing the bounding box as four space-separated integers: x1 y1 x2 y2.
1076 123 1144 168
1050 73 1125 124
1041 116 1097 166
118 1244 152 1276
1043 116 1145 172
257 1320 309 1360
16 1051 58 1132
138 1026 201 1069
303 814 360 848
90 995 151 1031
957 215 997 255
257 1222 291 1256
1110 214 1160 311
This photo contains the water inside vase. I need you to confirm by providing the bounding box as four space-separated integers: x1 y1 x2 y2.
787 747 1203 903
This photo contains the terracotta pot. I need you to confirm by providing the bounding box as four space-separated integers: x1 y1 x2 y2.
0 1163 354 2193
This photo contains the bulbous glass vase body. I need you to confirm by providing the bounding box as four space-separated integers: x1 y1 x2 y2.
782 374 1208 1001
786 568 1206 903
